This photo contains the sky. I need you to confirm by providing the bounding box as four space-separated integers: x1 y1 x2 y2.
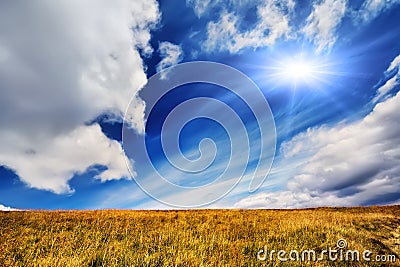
0 0 400 210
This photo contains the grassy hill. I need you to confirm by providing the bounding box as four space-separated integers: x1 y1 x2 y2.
0 206 399 266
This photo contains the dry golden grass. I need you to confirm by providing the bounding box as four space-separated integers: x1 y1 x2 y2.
0 206 399 266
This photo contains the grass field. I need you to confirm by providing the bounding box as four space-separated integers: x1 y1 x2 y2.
0 206 399 266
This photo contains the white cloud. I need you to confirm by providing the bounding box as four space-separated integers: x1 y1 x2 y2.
186 0 212 18
186 0 257 18
0 1 160 193
203 0 293 53
285 89 400 203
236 62 400 208
357 0 400 23
373 54 400 103
235 191 351 209
156 41 183 76
0 124 132 194
0 204 20 211
303 0 347 53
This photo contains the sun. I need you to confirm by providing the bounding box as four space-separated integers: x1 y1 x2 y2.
265 53 334 89
285 61 314 80
277 57 322 85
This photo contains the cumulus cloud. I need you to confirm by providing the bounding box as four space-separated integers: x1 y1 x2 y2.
203 0 294 53
303 0 347 53
236 54 400 208
156 41 183 76
0 1 160 193
357 0 400 23
0 124 132 194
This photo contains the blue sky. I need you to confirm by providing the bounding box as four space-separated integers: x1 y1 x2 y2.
0 0 400 210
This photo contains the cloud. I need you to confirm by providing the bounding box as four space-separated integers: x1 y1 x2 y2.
0 204 20 211
303 0 347 53
356 0 400 23
236 54 400 208
156 41 183 76
235 191 351 209
191 0 400 55
373 54 400 103
0 124 132 194
203 0 293 53
186 0 255 18
186 0 212 18
0 1 160 193
286 91 400 204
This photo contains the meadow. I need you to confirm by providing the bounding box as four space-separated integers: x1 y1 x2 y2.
0 206 399 266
